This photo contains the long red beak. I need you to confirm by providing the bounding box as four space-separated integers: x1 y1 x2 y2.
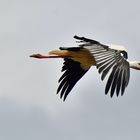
30 54 65 59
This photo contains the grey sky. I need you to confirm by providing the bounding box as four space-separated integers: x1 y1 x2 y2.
1 0 140 140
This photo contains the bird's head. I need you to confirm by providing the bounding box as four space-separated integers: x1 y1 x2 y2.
130 61 140 70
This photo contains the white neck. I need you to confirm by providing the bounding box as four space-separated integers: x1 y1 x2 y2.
129 61 140 70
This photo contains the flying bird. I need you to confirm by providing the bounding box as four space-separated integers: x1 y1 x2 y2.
30 35 140 101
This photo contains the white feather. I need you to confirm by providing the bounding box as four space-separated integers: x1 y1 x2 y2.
108 44 127 51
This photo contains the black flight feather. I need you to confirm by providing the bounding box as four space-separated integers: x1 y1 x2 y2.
57 58 89 101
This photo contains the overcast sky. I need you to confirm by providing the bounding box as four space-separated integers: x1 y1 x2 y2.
1 0 140 140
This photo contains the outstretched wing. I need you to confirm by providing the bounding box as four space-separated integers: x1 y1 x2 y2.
74 35 130 97
57 58 89 101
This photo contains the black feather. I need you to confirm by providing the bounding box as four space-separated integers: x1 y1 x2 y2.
74 35 100 44
57 58 89 101
60 47 82 52
105 66 116 95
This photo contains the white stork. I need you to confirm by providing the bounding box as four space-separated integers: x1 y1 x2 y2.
30 35 140 101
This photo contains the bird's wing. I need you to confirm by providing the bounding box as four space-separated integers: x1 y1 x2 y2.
57 58 89 101
74 35 130 97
